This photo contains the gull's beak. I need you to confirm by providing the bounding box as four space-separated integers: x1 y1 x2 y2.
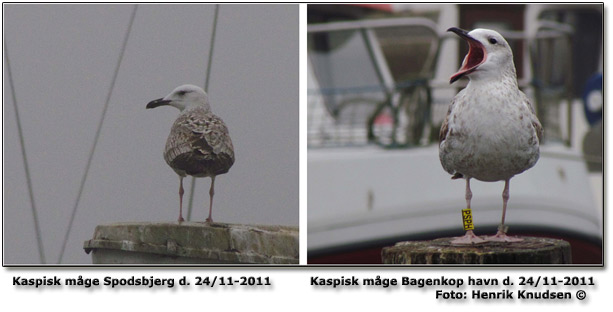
146 98 171 109
448 27 487 84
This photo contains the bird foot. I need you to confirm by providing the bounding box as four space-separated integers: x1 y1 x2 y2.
485 230 523 242
205 217 213 223
450 231 487 245
177 217 185 223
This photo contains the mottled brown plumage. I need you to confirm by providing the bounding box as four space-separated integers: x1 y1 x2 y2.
147 84 234 223
164 107 234 178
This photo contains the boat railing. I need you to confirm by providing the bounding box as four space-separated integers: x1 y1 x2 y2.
307 18 575 149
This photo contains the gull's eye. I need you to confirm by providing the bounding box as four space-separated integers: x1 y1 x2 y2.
488 37 498 44
177 90 187 96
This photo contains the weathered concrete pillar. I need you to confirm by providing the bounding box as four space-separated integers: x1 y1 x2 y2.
84 222 298 264
382 237 571 264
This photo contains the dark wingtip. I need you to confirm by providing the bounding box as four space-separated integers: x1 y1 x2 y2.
451 173 464 180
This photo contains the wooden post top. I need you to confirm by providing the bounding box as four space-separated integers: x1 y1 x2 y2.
382 236 571 264
84 222 298 264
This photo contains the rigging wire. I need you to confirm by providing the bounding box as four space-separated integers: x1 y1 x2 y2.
4 40 47 264
57 4 138 263
187 4 220 220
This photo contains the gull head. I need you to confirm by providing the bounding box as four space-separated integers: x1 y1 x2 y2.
146 84 211 112
448 27 515 84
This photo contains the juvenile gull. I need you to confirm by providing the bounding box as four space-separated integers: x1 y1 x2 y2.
147 84 235 223
439 28 542 244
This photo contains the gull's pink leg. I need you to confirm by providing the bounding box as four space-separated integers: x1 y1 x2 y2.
452 178 486 245
487 179 522 242
178 177 185 222
205 176 215 223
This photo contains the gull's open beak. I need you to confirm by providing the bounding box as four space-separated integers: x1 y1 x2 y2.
448 27 487 84
146 98 171 109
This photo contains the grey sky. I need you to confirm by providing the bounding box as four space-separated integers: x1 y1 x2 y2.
3 4 299 264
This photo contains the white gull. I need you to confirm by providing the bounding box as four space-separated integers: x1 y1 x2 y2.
439 28 543 244
147 84 235 223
